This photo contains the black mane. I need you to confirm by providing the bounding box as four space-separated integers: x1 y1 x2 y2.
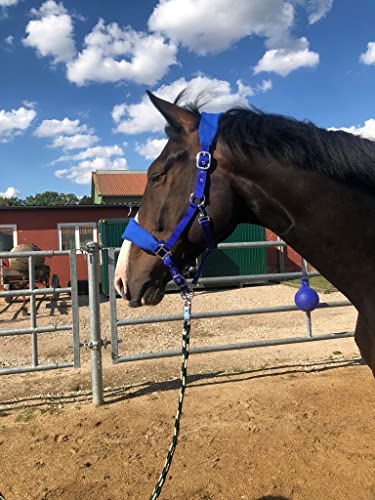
218 108 375 194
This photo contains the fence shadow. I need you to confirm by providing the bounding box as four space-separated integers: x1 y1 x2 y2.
257 497 289 500
0 357 362 412
104 357 362 406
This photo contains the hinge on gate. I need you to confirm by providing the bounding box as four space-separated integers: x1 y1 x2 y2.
82 339 111 350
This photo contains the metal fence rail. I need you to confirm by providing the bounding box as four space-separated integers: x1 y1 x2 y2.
0 240 356 407
0 249 80 375
107 243 353 366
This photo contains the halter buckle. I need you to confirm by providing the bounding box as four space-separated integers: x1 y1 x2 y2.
196 151 211 170
172 273 186 286
198 214 210 224
155 244 171 260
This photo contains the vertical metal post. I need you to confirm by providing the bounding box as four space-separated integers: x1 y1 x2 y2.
29 256 38 367
301 257 313 338
69 250 81 367
108 248 119 363
277 236 285 274
86 242 104 406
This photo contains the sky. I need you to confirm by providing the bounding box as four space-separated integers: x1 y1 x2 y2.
1 0 375 199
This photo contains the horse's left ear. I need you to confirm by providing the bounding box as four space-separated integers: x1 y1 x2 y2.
147 91 198 133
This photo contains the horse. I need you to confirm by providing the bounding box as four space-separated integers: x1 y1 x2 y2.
114 91 375 378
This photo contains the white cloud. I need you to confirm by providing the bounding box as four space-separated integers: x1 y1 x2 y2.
360 42 375 66
254 37 319 76
34 117 90 137
328 119 375 142
113 76 260 135
112 103 127 124
55 156 128 184
0 0 19 6
5 35 14 46
149 0 323 76
305 0 333 24
53 144 127 184
0 106 36 143
0 186 21 199
149 0 294 55
136 138 168 160
236 80 255 98
66 19 177 86
257 79 273 92
236 78 273 96
50 133 99 150
23 0 76 64
52 145 124 164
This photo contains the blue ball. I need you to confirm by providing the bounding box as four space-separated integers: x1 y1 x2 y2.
294 280 319 312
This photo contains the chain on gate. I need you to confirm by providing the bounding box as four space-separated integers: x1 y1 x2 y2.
149 296 192 500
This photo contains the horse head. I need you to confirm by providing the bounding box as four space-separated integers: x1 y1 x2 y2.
115 92 243 307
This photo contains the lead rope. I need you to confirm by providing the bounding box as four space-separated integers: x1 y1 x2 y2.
149 295 192 500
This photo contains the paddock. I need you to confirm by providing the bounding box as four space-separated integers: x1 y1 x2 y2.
0 278 374 499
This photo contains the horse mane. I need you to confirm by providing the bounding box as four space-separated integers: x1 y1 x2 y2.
218 108 375 194
173 92 375 194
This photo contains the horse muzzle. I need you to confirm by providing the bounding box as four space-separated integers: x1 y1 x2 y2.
127 277 166 307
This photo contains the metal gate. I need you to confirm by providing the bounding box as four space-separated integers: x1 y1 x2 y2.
0 249 80 375
107 241 353 366
0 240 355 405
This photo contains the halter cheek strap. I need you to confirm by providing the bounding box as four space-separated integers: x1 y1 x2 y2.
122 112 222 297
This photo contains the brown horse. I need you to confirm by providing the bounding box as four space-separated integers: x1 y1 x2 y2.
115 91 375 378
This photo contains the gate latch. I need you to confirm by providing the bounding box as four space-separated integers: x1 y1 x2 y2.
82 339 111 350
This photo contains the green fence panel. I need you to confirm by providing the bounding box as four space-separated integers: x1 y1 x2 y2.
201 224 267 280
98 218 129 296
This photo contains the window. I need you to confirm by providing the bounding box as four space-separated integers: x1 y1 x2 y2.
58 223 97 251
0 225 17 286
0 224 17 251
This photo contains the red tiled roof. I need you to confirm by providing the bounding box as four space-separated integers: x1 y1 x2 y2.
93 171 147 197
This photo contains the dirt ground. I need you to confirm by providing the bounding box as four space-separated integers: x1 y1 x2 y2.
0 284 374 499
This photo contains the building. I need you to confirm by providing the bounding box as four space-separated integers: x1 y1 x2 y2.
91 170 147 206
0 204 131 288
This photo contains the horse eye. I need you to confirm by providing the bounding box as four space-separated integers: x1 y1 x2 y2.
149 172 164 186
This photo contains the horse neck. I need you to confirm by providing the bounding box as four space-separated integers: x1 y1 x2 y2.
233 159 375 309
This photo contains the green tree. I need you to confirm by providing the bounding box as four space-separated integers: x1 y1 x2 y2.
79 195 94 205
24 191 80 206
0 197 23 206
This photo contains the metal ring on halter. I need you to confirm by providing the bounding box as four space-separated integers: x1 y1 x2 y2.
189 192 206 208
196 151 211 170
154 244 171 260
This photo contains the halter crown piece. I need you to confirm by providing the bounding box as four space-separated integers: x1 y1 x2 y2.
122 112 222 298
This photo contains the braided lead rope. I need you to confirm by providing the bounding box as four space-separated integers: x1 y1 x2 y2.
149 299 191 500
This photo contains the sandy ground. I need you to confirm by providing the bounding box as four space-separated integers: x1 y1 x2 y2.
0 284 374 499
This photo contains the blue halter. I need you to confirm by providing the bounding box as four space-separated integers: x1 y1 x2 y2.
122 112 222 297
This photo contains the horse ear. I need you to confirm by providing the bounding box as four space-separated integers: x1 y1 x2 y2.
146 91 198 133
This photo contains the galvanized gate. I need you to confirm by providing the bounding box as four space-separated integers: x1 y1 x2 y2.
0 249 80 375
0 240 355 405
106 240 353 367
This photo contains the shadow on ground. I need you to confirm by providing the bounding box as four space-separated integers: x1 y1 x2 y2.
0 357 362 411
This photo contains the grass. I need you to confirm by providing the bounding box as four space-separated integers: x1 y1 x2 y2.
15 407 36 423
285 275 337 293
39 405 59 416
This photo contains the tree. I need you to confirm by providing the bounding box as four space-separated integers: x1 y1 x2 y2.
0 197 23 206
24 191 80 206
79 195 94 205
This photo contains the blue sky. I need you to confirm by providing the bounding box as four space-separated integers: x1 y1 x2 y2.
1 0 375 199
